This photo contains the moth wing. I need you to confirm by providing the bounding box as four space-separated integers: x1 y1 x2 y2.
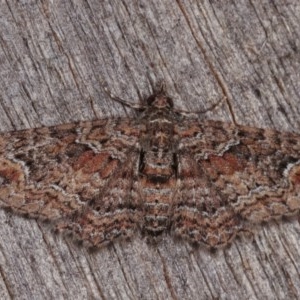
0 119 140 223
173 120 300 247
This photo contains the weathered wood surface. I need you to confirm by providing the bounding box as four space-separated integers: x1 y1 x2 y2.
0 1 300 299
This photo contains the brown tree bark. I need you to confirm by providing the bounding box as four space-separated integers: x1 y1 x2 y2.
0 1 300 299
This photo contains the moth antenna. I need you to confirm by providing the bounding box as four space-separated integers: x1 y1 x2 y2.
101 80 146 110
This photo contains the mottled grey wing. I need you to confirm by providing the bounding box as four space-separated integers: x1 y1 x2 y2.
173 119 300 248
0 119 141 247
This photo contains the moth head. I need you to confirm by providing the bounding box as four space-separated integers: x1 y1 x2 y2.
146 93 174 109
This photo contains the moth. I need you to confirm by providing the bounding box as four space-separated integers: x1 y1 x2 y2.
0 84 300 248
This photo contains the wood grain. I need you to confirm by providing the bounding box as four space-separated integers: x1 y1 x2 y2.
0 1 300 299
